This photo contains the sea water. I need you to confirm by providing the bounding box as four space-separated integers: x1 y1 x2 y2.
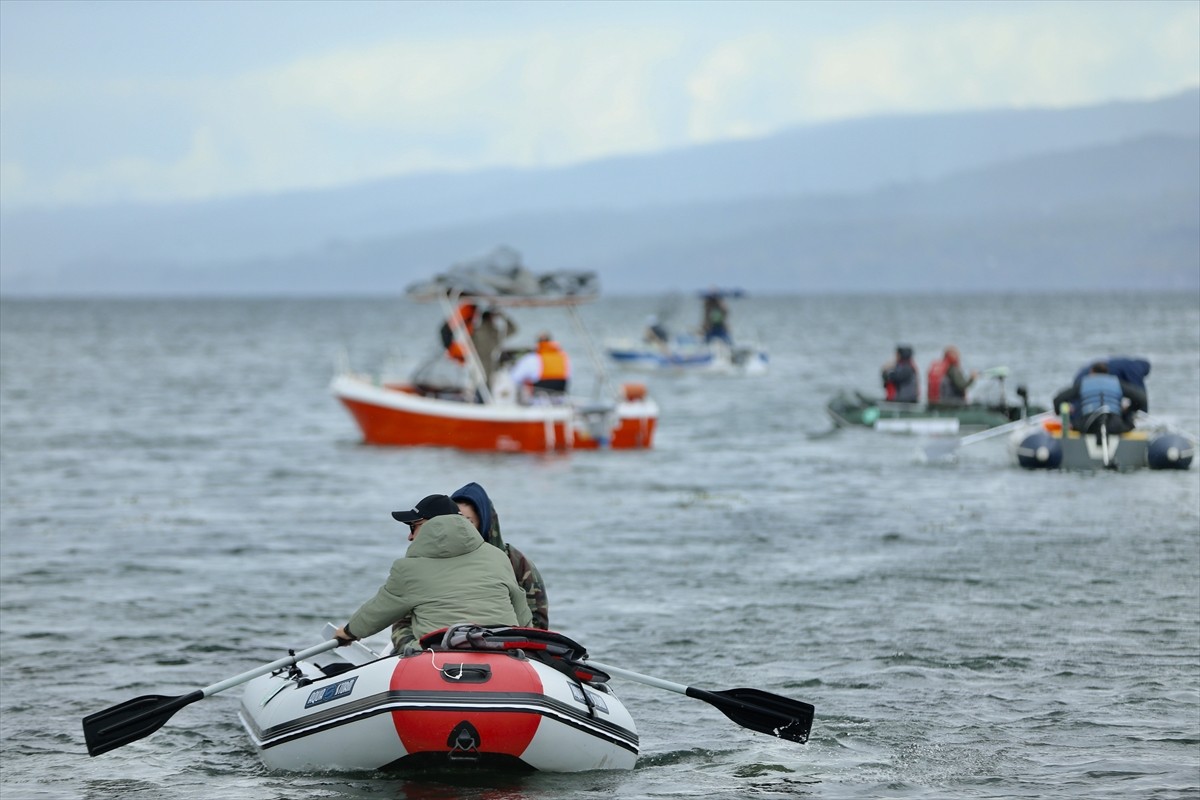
1 293 1197 800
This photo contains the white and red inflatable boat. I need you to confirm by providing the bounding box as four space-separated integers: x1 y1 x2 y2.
237 625 638 772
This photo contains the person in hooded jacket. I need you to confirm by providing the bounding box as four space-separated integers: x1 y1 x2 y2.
388 482 549 652
881 345 919 403
453 482 548 629
335 493 531 652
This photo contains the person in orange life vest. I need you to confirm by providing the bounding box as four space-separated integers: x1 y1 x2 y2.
927 346 978 404
441 302 479 363
881 345 919 403
508 332 570 395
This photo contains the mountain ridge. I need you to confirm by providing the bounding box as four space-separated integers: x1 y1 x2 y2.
2 88 1197 295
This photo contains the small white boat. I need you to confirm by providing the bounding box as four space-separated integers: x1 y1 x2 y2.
605 335 769 375
238 625 639 773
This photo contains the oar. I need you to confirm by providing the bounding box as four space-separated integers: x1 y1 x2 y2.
922 411 1053 461
584 659 814 744
83 639 340 757
1136 411 1199 441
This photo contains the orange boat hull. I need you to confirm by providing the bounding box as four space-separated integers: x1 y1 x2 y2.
333 376 657 452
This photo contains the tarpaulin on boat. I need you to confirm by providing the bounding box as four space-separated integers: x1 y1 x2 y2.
406 246 599 301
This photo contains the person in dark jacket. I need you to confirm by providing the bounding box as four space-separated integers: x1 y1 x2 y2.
452 482 548 630
881 345 919 403
1053 362 1147 434
701 291 732 346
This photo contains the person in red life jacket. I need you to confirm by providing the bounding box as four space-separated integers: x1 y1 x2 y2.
508 332 570 398
1052 361 1147 434
881 345 919 403
440 301 479 363
927 346 978 404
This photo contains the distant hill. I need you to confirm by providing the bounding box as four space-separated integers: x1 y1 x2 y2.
2 89 1197 295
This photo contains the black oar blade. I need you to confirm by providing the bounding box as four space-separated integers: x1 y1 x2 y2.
688 686 815 744
83 690 203 756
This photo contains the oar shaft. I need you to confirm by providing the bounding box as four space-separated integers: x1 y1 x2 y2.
957 411 1052 446
584 660 688 695
201 639 340 697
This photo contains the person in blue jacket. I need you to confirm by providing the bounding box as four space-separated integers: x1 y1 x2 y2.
1053 361 1147 433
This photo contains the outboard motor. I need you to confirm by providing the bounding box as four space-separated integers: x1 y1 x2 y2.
1015 430 1062 470
576 402 615 448
1016 385 1030 418
1147 433 1195 470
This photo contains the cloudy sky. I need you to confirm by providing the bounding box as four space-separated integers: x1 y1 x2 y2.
1 0 1196 211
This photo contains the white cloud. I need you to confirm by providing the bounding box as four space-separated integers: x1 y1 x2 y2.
37 126 226 205
1 3 1196 208
1 29 687 205
685 7 1200 137
686 33 788 141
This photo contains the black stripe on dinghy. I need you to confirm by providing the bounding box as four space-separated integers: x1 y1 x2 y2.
240 689 639 755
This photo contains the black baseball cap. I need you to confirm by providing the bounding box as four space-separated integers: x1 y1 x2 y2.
391 494 460 523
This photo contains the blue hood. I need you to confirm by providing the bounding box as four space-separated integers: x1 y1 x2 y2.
450 482 496 545
1074 357 1151 390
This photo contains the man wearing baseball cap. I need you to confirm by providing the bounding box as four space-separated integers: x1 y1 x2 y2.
334 493 531 650
391 493 461 542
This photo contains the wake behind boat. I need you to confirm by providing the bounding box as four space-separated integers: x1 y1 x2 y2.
332 248 658 452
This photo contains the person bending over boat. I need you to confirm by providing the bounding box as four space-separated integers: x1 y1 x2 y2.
1052 362 1147 435
881 345 919 403
927 346 978 404
508 332 571 399
387 482 549 652
334 493 531 651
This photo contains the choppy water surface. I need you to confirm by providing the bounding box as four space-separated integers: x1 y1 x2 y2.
1 293 1197 800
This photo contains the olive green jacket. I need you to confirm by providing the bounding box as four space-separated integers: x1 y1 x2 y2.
347 515 531 644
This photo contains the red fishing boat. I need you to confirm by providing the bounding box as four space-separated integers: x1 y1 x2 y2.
332 249 658 452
